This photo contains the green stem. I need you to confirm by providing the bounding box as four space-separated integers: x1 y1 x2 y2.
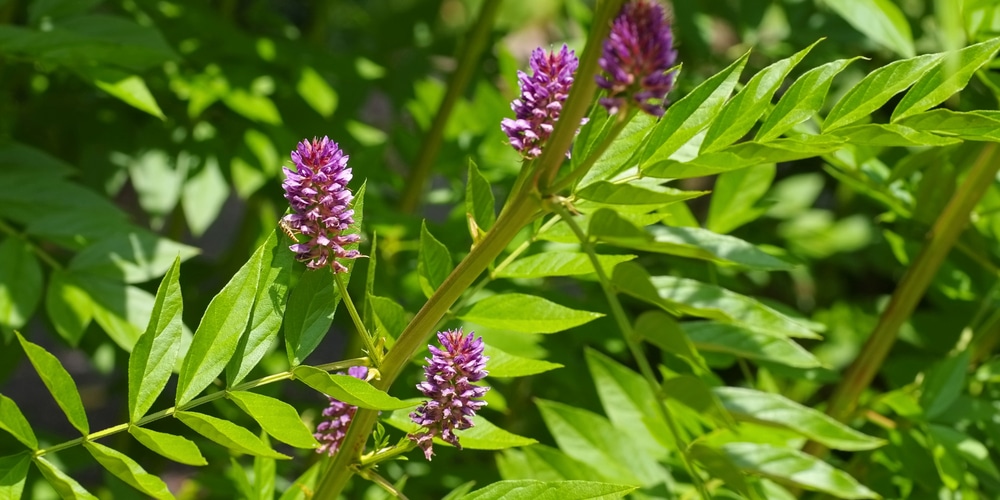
398 0 504 212
806 142 1000 457
335 271 380 367
551 201 709 499
32 358 368 458
360 440 418 467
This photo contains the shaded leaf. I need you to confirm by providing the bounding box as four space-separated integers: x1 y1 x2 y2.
128 257 183 422
893 37 1000 121
175 411 289 459
462 480 636 500
15 332 88 435
706 164 776 234
277 462 320 500
45 271 93 345
68 231 199 284
634 311 707 373
292 365 412 410
0 238 42 330
721 442 878 499
458 293 603 334
920 350 971 420
682 321 822 368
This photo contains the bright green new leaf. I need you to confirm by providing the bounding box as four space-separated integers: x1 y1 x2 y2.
68 231 199 284
715 387 885 451
458 293 603 334
0 453 30 499
707 164 776 234
823 52 942 131
824 0 914 57
128 426 206 466
418 221 453 298
229 391 319 449
828 123 961 147
0 238 42 330
83 441 174 499
644 135 845 179
720 442 878 499
15 332 88 435
756 58 860 141
384 405 537 450
634 311 708 373
175 241 263 406
44 271 93 345
701 41 819 153
467 160 496 233
920 350 971 420
297 66 338 118
292 365 412 410
462 480 636 500
893 37 1000 121
575 181 707 212
128 257 183 423
495 252 635 279
486 345 563 378
175 411 289 459
33 456 99 500
0 395 36 450
682 321 822 368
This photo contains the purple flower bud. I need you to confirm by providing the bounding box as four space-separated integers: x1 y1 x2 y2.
281 137 361 272
596 0 677 116
408 328 490 460
501 45 587 159
314 366 369 456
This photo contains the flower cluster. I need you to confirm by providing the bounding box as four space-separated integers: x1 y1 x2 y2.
501 45 586 159
596 0 677 116
314 366 369 456
281 136 361 272
409 329 490 460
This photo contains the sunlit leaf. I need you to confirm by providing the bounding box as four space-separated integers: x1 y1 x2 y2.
720 442 878 498
893 37 1000 121
462 480 636 500
34 456 98 500
128 426 206 466
83 441 174 499
15 332 88 435
229 391 319 449
486 345 564 378
0 238 42 330
128 257 183 422
495 252 635 279
418 221 453 298
384 405 537 450
292 365 412 410
458 293 603 334
0 395 36 450
175 411 289 459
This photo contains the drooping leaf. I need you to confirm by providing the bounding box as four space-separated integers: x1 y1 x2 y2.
495 252 636 279
228 391 319 449
682 321 822 368
0 395 36 450
486 345 564 378
67 231 199 284
462 480 636 500
895 109 1000 141
384 406 537 450
467 160 496 233
15 332 88 435
175 411 289 459
578 113 658 188
892 37 1000 121
0 238 42 330
719 442 878 499
418 221 453 298
756 58 860 141
458 293 603 334
33 456 99 500
0 453 30 499
292 365 412 410
128 256 183 422
128 426 206 466
83 441 174 499
823 0 914 57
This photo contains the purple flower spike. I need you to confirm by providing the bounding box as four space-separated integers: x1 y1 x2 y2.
314 366 369 456
501 45 587 159
408 328 490 460
596 0 677 116
281 136 361 272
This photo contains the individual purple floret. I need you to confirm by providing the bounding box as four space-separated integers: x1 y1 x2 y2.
314 366 369 456
281 136 361 272
596 0 677 116
501 45 586 159
408 328 490 460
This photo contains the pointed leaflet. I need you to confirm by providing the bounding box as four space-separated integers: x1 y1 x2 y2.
228 391 319 449
128 426 206 466
706 164 776 234
83 441 174 499
577 113 659 190
128 256 183 422
823 52 943 131
0 453 30 499
714 387 884 451
0 238 42 330
292 365 412 410
896 109 1000 141
486 345 564 378
418 221 453 298
825 0 913 57
828 123 961 147
462 480 636 500
700 41 819 153
15 332 88 435
175 242 263 406
467 160 496 233
0 395 36 450
457 293 603 334
927 424 1000 482
175 411 289 459
720 442 878 499
683 321 822 368
495 252 635 279
643 135 845 179
384 406 536 449
893 37 1000 121
575 181 707 213
642 51 749 165
920 349 971 420
227 230 294 385
33 457 99 500
756 58 860 141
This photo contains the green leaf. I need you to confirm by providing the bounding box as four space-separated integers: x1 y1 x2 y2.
575 181 707 213
823 0 914 57
486 345 563 378
756 58 860 141
823 52 942 131
927 424 1000 482
15 332 88 435
277 462 320 500
920 349 971 420
128 426 206 466
701 41 818 153
175 242 264 406
292 365 412 410
644 135 845 179
715 387 885 451
578 113 658 188
661 374 734 429
590 210 794 271
297 66 338 118
720 442 878 498
253 438 276 500
498 445 607 482
827 123 961 147
229 457 254 500
467 160 496 233
0 453 30 499
0 238 43 330
91 71 165 119
682 321 822 368
895 109 1000 141
228 391 319 449
495 252 635 279
384 407 537 450
284 269 337 366
893 37 1000 121
458 293 603 334
0 395 36 450
68 231 199 284
74 274 155 352
643 51 749 164
27 0 102 24
83 441 174 499
128 257 183 422
462 480 636 500
33 456 98 500
706 165 776 234
181 157 230 238
634 311 707 373
222 89 282 124
227 230 294 385
418 221 453 298
689 444 754 498
175 411 289 459
45 271 93 345
536 399 663 487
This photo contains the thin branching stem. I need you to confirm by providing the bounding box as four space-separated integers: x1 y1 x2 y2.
335 271 380 366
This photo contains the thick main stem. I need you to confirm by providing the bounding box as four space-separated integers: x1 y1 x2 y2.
806 142 1000 457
